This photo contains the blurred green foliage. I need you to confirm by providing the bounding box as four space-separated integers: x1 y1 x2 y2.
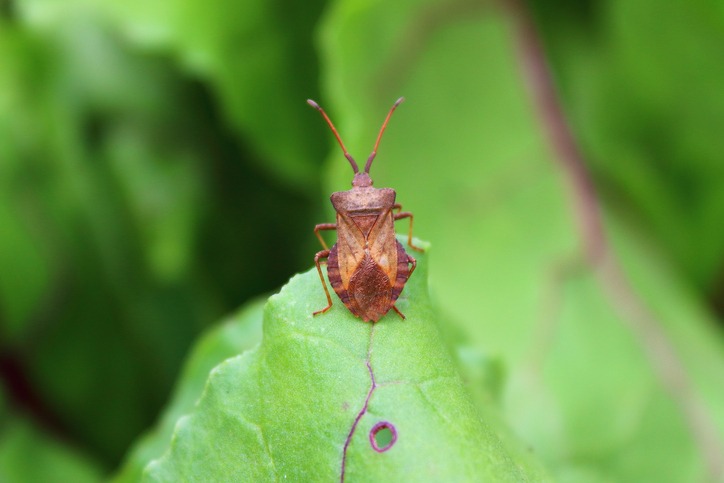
112 298 265 483
531 0 724 292
0 0 325 468
1 0 723 481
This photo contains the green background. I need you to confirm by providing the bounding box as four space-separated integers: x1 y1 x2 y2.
1 0 723 481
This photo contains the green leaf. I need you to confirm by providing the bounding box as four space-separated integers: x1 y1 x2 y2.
0 417 103 483
1 13 320 462
112 298 265 483
18 0 329 191
142 245 549 481
544 0 724 290
316 0 724 480
0 25 53 344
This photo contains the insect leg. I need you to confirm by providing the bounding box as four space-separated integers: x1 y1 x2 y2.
313 249 333 316
407 254 417 277
393 212 423 252
314 223 336 250
392 305 406 320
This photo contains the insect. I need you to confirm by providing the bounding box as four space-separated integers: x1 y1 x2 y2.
308 97 422 322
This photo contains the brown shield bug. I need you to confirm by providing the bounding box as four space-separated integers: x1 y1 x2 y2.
308 97 423 322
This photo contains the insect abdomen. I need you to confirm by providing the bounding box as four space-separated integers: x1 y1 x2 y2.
326 245 351 308
327 244 393 322
391 240 411 303
348 254 392 322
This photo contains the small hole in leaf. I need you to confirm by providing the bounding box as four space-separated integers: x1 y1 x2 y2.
369 421 397 452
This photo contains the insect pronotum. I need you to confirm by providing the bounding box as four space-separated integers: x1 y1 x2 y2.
308 97 422 322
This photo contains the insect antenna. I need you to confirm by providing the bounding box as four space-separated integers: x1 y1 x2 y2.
364 97 405 174
307 99 359 174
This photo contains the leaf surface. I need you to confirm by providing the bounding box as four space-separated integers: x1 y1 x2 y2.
143 246 549 481
112 299 265 483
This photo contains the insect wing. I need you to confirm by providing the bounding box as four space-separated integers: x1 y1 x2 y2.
367 209 398 284
335 212 366 288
